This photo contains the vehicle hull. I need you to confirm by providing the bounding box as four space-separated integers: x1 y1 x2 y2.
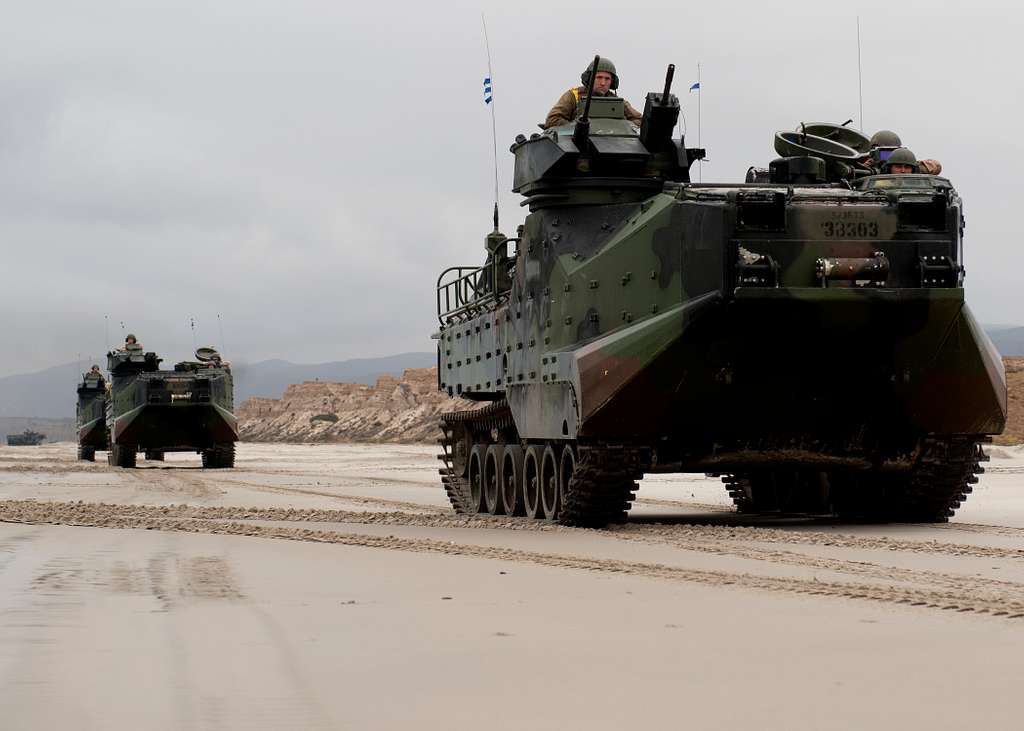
573 287 1005 468
111 402 238 452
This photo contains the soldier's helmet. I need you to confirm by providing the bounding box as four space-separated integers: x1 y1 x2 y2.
882 147 919 172
869 130 903 164
125 333 137 343
869 130 902 148
581 57 619 90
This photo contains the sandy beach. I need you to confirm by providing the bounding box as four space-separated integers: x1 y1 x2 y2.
1 441 1023 730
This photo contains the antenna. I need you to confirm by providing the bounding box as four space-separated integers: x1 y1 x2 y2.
217 313 227 354
190 316 197 351
856 16 864 130
482 14 500 231
697 62 702 183
104 315 109 353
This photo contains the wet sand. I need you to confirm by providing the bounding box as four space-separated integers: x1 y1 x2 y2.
1 442 1023 729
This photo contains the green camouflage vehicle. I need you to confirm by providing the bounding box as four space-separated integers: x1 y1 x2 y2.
76 370 108 461
6 430 46 446
434 59 1007 527
106 345 237 468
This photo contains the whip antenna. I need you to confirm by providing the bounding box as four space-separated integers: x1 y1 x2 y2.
217 313 227 354
857 16 864 130
190 316 197 351
482 13 500 231
697 62 702 182
104 315 109 353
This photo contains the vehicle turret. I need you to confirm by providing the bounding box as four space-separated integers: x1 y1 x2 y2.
512 60 704 209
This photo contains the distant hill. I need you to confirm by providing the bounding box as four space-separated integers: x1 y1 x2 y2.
0 362 84 419
0 352 436 419
988 327 1024 357
231 352 436 402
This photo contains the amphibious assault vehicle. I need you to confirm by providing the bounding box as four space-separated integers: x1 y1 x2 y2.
106 345 237 468
76 370 108 461
434 59 1006 527
6 430 46 446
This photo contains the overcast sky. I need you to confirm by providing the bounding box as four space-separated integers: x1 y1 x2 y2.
2 0 1022 377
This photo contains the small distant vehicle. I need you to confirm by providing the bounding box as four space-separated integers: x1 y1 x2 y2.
106 345 238 468
76 371 109 461
6 430 46 446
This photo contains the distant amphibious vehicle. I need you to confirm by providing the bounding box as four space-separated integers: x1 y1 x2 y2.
6 430 46 446
76 370 108 461
106 345 237 468
433 60 1007 527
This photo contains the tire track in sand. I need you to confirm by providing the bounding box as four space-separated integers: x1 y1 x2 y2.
1 500 1022 620
210 478 446 514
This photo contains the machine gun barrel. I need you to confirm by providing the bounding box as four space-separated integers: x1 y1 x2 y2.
572 54 601 150
661 63 675 103
640 62 681 151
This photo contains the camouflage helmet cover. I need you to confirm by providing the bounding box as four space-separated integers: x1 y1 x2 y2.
581 57 619 90
869 130 902 148
125 333 137 342
882 147 919 172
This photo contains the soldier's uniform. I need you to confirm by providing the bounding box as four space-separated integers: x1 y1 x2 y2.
543 57 643 129
544 86 643 129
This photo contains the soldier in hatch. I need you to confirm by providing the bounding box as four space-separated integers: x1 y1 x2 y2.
883 147 921 175
87 364 104 383
868 130 942 175
118 333 141 351
543 57 643 129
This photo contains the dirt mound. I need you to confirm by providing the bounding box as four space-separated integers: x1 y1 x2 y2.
237 367 474 443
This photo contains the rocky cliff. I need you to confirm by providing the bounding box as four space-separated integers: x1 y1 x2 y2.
237 368 474 444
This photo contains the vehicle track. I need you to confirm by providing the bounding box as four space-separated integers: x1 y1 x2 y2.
610 522 1024 561
2 499 1023 619
210 478 447 513
0 499 547 530
117 467 220 499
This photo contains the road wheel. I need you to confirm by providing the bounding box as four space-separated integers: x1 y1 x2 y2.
78 445 95 462
540 444 560 520
558 444 576 517
500 445 525 516
450 422 472 477
110 444 136 468
468 444 487 513
524 445 544 519
484 444 506 515
202 443 235 469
